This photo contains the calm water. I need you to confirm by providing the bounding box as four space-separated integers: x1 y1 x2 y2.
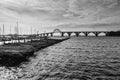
0 37 120 80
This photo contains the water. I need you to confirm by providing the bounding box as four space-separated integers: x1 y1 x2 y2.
0 37 120 80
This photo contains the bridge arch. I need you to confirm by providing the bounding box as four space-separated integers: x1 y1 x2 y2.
98 32 106 36
87 32 96 36
47 33 51 37
52 29 62 36
71 32 76 36
53 29 62 33
79 32 85 36
64 32 69 36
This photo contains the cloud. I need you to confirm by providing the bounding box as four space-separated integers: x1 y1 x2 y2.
0 0 120 33
0 0 120 20
50 22 120 31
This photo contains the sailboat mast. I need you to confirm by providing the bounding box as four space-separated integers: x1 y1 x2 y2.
20 27 22 35
3 24 4 35
16 22 19 35
31 26 32 35
15 26 16 34
0 27 1 36
10 25 11 34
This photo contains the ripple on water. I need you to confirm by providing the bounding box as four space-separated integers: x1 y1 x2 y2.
1 37 120 80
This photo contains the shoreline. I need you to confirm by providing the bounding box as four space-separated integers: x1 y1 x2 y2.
0 38 69 67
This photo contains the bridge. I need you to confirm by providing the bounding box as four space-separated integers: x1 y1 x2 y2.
0 29 112 44
39 29 110 37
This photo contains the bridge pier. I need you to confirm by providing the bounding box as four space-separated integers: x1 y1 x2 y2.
84 32 88 37
46 33 49 37
43 34 46 37
75 32 79 37
50 33 53 37
67 32 72 37
61 32 64 37
95 32 98 37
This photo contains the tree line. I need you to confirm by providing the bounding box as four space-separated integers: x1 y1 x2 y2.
107 31 120 36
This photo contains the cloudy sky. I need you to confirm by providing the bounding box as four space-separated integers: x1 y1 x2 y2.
0 0 120 34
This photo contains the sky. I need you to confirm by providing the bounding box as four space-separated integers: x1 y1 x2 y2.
0 0 120 34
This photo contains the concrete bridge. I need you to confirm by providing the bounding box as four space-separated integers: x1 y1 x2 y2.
40 29 110 37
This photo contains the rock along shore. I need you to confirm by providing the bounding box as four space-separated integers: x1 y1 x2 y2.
0 38 69 67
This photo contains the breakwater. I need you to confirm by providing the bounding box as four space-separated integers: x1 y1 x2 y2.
0 37 69 67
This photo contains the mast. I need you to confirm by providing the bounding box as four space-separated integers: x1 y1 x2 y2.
34 28 36 34
20 27 22 35
31 26 32 35
3 24 4 36
16 22 19 35
0 27 1 36
15 26 16 34
10 25 11 34
14 22 19 35
2 24 5 44
37 30 39 35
